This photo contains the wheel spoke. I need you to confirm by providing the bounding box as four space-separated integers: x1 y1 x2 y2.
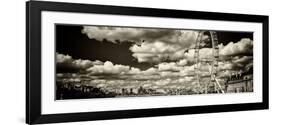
193 31 224 94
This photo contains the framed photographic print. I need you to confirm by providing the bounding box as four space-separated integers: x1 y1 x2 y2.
26 1 269 124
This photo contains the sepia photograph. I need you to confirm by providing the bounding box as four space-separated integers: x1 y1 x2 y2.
55 24 253 100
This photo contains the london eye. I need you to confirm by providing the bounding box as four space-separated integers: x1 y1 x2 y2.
193 31 225 94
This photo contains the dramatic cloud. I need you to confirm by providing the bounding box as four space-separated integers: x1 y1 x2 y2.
129 42 187 63
130 38 253 63
128 37 213 63
220 38 253 56
56 53 103 72
87 61 130 75
57 53 73 64
82 26 198 45
57 36 253 82
233 56 253 64
158 62 181 72
57 56 253 93
82 25 253 65
82 26 202 63
82 26 146 43
81 58 198 88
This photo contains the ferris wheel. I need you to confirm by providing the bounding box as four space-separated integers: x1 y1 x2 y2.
193 31 225 94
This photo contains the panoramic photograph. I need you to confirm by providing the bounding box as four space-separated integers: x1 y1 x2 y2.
55 24 253 100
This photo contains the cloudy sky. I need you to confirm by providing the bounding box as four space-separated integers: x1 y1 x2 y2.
56 24 253 92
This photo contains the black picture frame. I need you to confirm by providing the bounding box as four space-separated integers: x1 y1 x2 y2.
26 1 269 124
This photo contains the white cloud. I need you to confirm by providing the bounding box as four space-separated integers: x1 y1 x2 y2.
177 76 193 83
82 26 198 45
155 78 172 86
56 53 73 63
220 38 253 56
128 31 202 63
56 73 64 77
87 61 130 75
141 67 159 75
130 41 186 63
127 67 142 74
216 55 253 79
82 25 253 66
72 59 95 69
56 53 101 71
177 59 188 66
158 62 180 71
219 62 235 70
82 26 201 63
233 56 253 64
82 26 144 43
130 42 214 64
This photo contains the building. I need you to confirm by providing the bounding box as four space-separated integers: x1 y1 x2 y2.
225 67 253 93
